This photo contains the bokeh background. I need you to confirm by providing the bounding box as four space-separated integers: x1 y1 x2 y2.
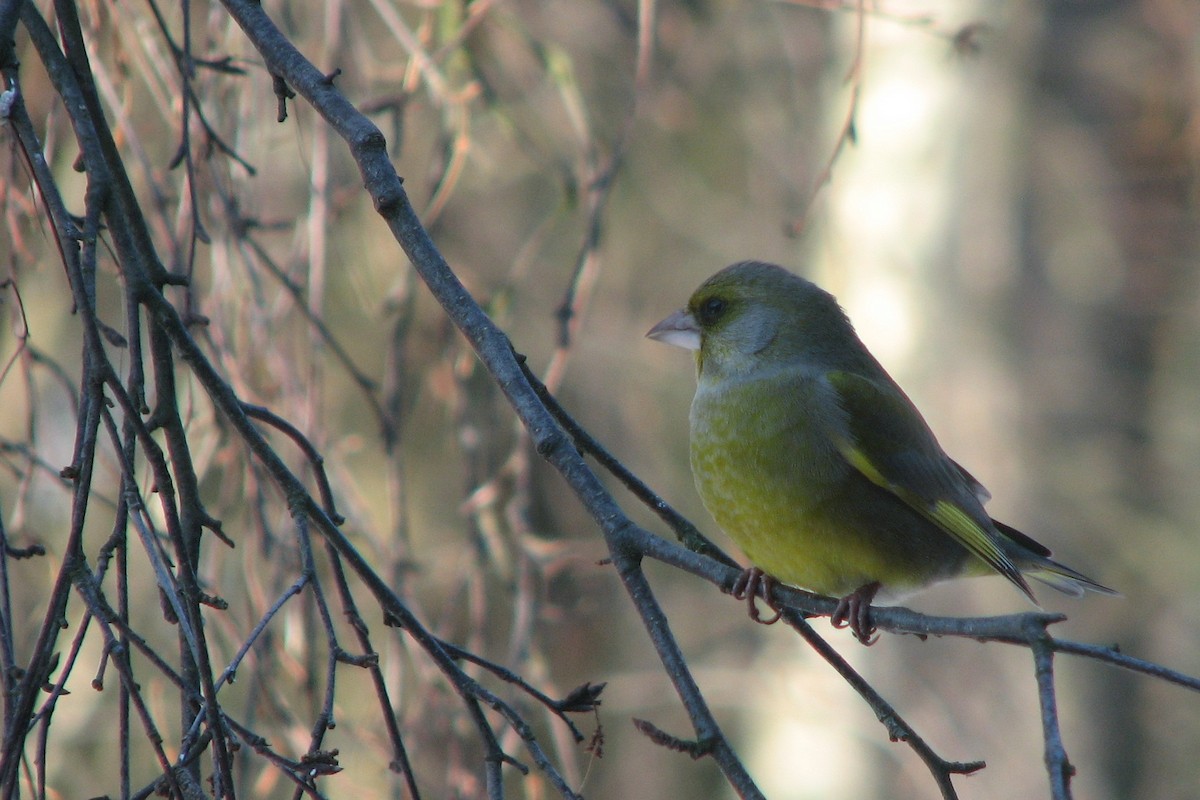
2 0 1199 797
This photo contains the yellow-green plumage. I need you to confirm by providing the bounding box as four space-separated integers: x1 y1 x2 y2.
690 369 969 598
648 261 1116 609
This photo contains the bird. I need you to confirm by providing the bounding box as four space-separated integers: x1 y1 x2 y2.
646 260 1117 643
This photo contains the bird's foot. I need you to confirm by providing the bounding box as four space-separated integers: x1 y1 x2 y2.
831 582 881 645
729 567 783 625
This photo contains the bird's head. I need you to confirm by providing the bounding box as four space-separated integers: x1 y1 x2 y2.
647 261 861 380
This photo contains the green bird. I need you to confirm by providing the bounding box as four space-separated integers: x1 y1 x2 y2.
647 261 1116 643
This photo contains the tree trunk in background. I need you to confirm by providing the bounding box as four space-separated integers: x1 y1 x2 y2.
1022 1 1200 796
839 1 1200 797
1015 1 1199 797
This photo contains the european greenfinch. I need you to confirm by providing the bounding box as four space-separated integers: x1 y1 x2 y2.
647 261 1116 643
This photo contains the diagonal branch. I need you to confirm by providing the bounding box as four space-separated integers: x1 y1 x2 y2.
214 0 766 795
208 4 1200 799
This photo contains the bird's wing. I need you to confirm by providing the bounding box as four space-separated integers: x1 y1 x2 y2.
950 458 992 505
826 371 1034 600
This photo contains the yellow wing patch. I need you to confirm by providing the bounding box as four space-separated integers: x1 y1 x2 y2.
840 445 887 487
841 442 1034 600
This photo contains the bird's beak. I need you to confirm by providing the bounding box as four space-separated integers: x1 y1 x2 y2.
646 309 701 351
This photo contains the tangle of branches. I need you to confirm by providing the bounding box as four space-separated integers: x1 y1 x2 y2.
1 1 1197 799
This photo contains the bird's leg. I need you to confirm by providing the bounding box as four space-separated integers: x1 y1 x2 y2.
729 567 783 625
831 582 881 645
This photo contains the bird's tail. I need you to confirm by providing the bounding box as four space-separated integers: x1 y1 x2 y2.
992 519 1120 599
1025 558 1121 598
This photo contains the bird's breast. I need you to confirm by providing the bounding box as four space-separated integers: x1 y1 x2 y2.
689 373 847 540
687 371 973 596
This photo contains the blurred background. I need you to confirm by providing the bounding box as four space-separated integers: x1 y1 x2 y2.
2 0 1199 797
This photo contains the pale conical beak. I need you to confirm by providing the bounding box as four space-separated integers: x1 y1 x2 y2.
646 309 701 351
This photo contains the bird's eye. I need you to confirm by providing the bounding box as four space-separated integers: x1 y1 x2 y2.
697 296 726 325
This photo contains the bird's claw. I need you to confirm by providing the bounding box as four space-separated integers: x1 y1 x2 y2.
831 582 881 645
729 567 783 625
